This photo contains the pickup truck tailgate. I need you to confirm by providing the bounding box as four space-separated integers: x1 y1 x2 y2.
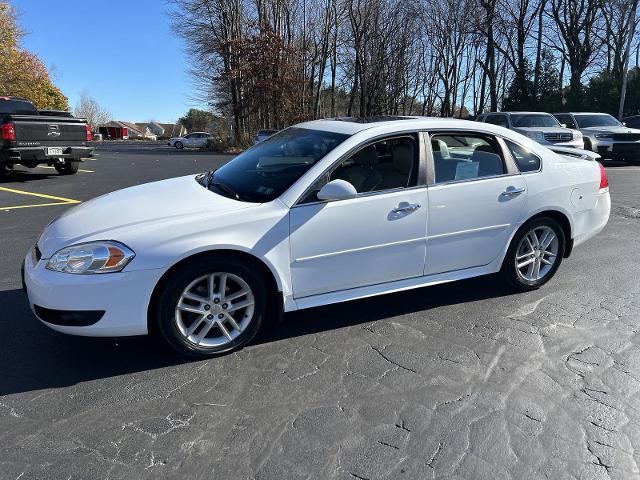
12 115 88 147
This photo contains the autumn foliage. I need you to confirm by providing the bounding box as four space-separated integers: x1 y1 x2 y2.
0 2 67 109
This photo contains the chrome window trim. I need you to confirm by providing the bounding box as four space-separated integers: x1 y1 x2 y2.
292 131 427 208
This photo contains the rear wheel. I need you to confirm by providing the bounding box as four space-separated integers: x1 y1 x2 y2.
501 217 565 291
155 257 267 357
54 160 79 175
175 141 184 150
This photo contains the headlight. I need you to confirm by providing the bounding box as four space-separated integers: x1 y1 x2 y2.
595 134 611 139
525 131 544 141
46 241 135 274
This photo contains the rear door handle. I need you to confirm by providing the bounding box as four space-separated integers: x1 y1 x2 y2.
502 186 526 196
392 203 421 213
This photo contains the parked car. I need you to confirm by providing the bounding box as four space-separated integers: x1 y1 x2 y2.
253 129 278 144
621 115 640 129
168 132 212 149
553 112 640 164
477 111 583 148
23 117 610 357
1 96 93 175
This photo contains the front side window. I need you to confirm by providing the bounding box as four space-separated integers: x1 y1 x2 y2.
505 140 541 172
299 135 419 203
204 127 349 203
431 133 505 183
329 135 418 193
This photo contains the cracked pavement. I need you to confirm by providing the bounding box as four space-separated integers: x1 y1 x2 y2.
1 147 639 479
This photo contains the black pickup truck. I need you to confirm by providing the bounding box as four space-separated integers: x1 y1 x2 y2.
1 96 94 175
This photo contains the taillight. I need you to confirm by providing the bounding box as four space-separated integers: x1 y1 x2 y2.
598 162 608 190
1 122 16 141
85 124 92 141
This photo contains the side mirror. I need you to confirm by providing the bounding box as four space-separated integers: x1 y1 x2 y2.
560 123 567 128
317 179 357 201
622 122 627 126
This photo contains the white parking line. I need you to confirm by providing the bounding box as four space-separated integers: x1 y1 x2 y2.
36 165 94 173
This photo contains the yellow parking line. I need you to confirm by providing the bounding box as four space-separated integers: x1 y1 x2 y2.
0 201 75 211
0 186 80 203
36 165 94 173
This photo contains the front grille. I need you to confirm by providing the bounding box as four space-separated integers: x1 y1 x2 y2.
612 143 640 155
544 132 573 142
611 133 640 141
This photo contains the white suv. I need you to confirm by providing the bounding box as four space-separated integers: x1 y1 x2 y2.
477 112 582 148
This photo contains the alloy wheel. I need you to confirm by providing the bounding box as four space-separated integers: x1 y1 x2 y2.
515 226 559 282
175 272 255 348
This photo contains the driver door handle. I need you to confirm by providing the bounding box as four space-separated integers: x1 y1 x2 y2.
392 203 421 213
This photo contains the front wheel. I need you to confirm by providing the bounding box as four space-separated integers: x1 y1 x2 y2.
54 160 79 175
174 141 184 149
155 257 267 357
501 217 565 291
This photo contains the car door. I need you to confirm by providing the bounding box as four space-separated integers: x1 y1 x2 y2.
289 134 429 298
425 131 527 275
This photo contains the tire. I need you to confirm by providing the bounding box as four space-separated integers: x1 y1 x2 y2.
175 141 184 150
54 160 79 175
155 257 267 358
583 138 593 151
501 216 565 291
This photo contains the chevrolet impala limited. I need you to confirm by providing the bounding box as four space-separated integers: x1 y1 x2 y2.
23 117 611 357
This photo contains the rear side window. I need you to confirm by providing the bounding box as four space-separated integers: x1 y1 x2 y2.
485 114 509 127
431 133 505 183
0 99 38 115
505 140 541 172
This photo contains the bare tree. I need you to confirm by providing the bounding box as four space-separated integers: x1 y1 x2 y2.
73 91 111 129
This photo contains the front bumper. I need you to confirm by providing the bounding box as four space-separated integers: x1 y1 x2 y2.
23 250 163 337
590 139 640 160
540 138 583 149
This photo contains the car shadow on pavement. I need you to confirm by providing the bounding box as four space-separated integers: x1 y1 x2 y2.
0 170 55 184
0 275 515 396
255 274 515 346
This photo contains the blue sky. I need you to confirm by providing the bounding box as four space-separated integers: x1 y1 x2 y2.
13 0 202 122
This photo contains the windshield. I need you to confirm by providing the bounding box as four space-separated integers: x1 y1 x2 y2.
203 127 349 202
511 114 560 128
576 114 621 128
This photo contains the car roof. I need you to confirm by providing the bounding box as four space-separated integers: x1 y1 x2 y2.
296 116 508 135
555 112 611 116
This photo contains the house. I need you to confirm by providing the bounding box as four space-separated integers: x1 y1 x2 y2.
158 123 187 138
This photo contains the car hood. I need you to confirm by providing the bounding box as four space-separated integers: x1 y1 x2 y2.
580 126 640 134
514 126 574 133
38 175 257 257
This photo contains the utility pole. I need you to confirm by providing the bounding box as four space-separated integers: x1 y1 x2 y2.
619 0 639 119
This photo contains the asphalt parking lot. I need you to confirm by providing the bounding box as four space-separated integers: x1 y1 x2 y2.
1 143 640 480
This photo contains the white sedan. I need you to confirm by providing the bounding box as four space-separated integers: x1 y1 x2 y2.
23 117 610 357
168 132 212 149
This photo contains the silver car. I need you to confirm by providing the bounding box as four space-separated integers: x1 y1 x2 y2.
553 112 640 164
477 112 583 148
168 132 213 149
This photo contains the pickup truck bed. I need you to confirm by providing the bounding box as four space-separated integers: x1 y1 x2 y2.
1 96 94 175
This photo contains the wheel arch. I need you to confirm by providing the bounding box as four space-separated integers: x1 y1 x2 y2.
147 249 283 335
519 209 573 258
